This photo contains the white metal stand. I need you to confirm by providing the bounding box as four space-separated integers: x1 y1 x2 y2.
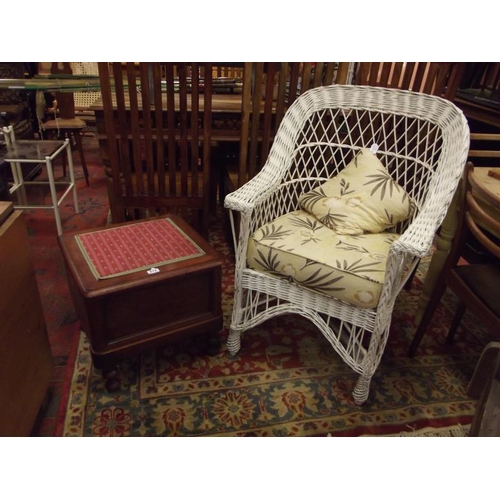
2 125 79 236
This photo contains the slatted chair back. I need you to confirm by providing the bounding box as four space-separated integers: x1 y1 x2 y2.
409 129 500 359
464 165 500 258
354 62 464 100
444 162 500 269
441 164 500 342
467 132 500 169
214 64 244 79
98 62 213 238
409 161 500 356
235 62 351 190
453 136 500 266
459 63 500 99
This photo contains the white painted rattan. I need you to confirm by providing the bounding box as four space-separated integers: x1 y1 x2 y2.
224 84 470 405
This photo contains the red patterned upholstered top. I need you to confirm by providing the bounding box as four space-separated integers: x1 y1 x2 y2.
75 218 205 280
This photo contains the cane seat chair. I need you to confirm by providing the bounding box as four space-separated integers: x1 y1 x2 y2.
98 62 213 238
224 84 470 405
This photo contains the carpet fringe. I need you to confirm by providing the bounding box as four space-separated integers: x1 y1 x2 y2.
360 424 470 437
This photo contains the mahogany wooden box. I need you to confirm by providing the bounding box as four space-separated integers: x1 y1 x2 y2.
58 215 222 385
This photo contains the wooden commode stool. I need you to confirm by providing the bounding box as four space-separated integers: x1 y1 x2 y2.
58 214 223 391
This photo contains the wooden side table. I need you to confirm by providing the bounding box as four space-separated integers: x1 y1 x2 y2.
58 214 223 391
41 117 90 186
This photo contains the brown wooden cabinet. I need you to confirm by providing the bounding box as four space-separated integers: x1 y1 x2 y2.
58 214 222 391
0 201 53 436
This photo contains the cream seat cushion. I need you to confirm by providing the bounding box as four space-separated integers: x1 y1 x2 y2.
247 210 399 309
298 148 412 235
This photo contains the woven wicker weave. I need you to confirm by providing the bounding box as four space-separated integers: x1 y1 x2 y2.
70 62 101 108
224 84 470 405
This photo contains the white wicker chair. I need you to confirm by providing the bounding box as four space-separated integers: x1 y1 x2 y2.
224 84 470 405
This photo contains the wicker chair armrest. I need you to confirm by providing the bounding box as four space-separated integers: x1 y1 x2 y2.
392 213 439 258
224 165 285 214
394 179 461 258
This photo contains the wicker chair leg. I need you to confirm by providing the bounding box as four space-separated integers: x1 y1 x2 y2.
227 329 242 356
353 374 372 405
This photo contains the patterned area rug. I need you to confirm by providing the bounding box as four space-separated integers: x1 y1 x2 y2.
61 219 487 437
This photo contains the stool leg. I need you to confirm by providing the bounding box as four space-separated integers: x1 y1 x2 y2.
9 161 28 205
45 156 63 236
46 128 67 178
74 131 90 186
65 140 79 214
61 132 67 179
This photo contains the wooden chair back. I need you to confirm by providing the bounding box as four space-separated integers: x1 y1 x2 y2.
354 62 464 100
218 62 352 244
464 164 500 258
234 62 351 189
408 109 500 354
468 132 500 167
409 161 500 356
459 133 500 262
443 162 500 338
98 62 213 238
214 64 244 79
458 63 500 100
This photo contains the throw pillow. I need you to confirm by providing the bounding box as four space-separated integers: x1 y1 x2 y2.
298 148 412 235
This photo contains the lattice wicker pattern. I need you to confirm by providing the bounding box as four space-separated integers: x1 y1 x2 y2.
224 84 470 405
70 62 101 108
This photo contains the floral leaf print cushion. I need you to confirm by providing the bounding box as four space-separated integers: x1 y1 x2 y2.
247 210 400 309
298 149 412 235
